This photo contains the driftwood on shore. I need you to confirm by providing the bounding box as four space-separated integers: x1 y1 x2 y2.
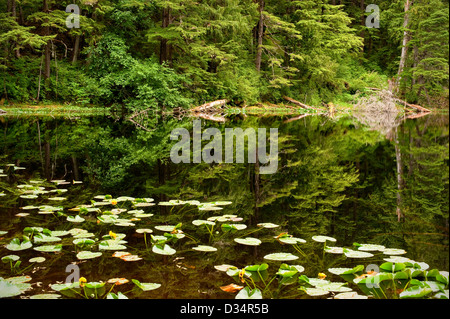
282 96 322 111
190 99 229 113
365 87 431 113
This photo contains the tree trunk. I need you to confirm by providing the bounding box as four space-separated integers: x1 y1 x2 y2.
44 141 51 181
394 127 404 222
160 7 173 66
72 35 80 64
255 0 265 72
72 156 79 181
43 0 51 79
396 0 414 94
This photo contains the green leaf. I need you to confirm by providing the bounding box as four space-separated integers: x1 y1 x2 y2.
6 238 32 251
152 244 176 255
33 244 62 252
264 252 299 261
380 262 406 273
400 286 433 299
234 237 262 246
76 251 102 260
131 279 161 291
235 287 262 299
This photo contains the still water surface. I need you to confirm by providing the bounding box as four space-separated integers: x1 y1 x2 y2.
0 112 448 298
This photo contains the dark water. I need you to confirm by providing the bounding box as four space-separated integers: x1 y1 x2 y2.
0 112 448 299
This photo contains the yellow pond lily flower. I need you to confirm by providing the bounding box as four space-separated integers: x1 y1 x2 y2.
109 231 117 239
79 277 87 287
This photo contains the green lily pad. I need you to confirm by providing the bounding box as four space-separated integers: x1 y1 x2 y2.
50 230 71 237
234 237 262 246
357 244 386 251
264 253 299 261
152 244 176 255
67 215 85 223
324 246 344 254
344 250 374 259
132 279 161 291
154 225 176 232
257 223 280 229
400 286 433 299
277 236 306 245
29 257 46 263
382 248 407 255
192 220 216 226
328 265 364 275
334 292 368 299
2 255 20 262
77 251 102 260
303 287 329 297
0 279 22 298
235 287 263 299
6 238 32 251
33 244 62 252
29 294 61 299
192 245 218 252
107 292 128 299
312 235 336 243
99 241 127 251
34 234 61 243
19 195 38 199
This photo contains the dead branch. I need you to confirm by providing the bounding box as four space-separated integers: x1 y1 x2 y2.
282 96 322 111
191 99 229 113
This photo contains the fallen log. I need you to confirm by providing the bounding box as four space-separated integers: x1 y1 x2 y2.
282 96 321 111
191 99 229 113
193 112 226 123
0 108 6 114
394 98 431 113
405 112 432 120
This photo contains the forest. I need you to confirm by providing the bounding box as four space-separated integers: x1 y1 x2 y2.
0 0 448 111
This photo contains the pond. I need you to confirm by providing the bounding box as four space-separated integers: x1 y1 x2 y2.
0 111 448 299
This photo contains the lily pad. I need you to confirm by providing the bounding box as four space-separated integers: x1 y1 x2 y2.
257 223 279 229
234 237 262 246
312 235 336 243
66 215 85 223
6 238 32 251
192 245 218 252
382 248 407 255
152 244 176 255
334 292 368 299
2 255 20 263
264 253 299 261
277 236 306 245
357 244 386 251
344 250 374 259
33 244 62 252
0 279 22 298
154 225 176 232
132 279 161 292
193 220 216 226
29 257 46 263
324 246 344 254
303 287 329 297
76 251 102 260
235 287 263 299
29 294 60 299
